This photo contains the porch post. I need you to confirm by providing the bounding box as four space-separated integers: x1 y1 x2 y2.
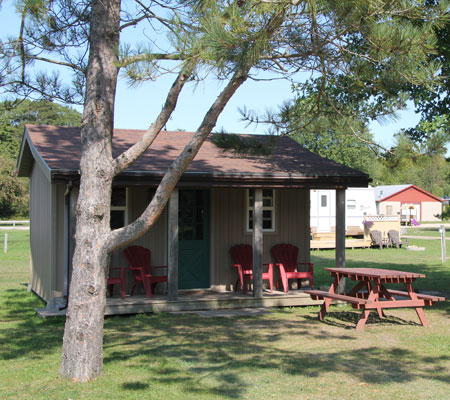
335 188 346 293
253 188 263 298
168 188 179 300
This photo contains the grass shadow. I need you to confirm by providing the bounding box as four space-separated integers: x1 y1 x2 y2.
0 287 65 361
101 310 450 397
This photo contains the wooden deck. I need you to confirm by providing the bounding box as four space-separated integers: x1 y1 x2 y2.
310 238 371 250
105 289 323 315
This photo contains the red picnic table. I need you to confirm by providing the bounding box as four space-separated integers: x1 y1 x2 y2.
305 267 445 331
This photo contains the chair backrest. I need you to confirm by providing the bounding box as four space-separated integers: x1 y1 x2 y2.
370 230 383 245
123 245 151 275
230 244 253 270
388 230 400 244
271 243 299 272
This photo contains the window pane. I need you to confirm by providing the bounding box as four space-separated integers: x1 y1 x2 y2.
347 200 356 210
263 210 272 219
110 210 125 229
111 188 126 207
263 198 272 207
248 189 254 207
263 220 272 230
321 195 327 207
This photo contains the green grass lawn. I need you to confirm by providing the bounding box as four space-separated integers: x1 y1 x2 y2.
404 227 443 237
0 230 449 400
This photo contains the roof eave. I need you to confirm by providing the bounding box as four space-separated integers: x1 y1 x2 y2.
51 169 371 189
17 127 52 181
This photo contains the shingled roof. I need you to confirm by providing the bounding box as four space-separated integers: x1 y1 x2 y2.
17 124 371 188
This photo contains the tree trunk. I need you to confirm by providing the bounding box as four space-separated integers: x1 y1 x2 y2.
59 0 120 382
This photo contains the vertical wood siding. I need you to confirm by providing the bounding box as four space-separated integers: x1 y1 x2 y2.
29 164 52 301
54 184 66 297
210 188 310 291
109 186 168 294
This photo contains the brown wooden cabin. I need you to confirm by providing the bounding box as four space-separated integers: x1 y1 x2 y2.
17 125 370 314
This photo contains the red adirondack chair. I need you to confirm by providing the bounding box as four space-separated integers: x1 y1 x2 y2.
271 243 314 292
230 244 273 293
107 267 126 299
123 245 168 298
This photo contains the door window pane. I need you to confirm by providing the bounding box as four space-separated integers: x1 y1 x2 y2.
179 190 207 240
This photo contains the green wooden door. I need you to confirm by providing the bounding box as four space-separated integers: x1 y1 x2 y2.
178 190 210 289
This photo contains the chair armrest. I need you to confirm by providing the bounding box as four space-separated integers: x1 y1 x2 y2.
298 262 314 273
109 267 126 280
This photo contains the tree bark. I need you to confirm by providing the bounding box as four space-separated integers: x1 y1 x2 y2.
59 0 121 382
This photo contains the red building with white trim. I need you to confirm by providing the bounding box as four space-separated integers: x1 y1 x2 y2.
375 185 443 223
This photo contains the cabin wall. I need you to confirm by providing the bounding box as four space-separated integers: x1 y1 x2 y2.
54 184 66 298
210 188 310 291
377 201 400 216
29 163 52 302
421 202 442 221
109 186 168 294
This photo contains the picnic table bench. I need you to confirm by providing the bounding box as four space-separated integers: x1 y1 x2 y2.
305 267 445 331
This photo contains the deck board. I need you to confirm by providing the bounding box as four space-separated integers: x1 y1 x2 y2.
310 239 371 250
36 290 324 317
105 290 322 315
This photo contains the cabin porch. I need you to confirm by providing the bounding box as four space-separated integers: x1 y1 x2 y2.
105 289 323 315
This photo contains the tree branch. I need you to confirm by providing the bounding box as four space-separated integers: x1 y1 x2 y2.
26 55 86 73
107 65 251 251
107 6 289 250
112 60 196 175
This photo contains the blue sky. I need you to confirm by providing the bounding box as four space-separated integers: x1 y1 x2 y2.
1 1 421 149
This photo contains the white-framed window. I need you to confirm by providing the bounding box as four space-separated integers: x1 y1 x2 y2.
110 187 128 229
247 189 275 232
347 199 356 210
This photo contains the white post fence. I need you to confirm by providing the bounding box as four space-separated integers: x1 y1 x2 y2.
3 233 7 253
439 225 446 263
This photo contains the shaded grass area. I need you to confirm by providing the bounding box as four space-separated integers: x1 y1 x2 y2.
0 230 449 399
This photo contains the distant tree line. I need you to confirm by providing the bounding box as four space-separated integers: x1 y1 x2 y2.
0 100 81 219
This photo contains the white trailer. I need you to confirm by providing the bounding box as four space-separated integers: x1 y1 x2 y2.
310 187 377 235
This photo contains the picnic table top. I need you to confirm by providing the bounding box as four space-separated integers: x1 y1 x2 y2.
324 267 426 280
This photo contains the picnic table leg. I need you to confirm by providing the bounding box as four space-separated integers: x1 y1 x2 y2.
319 275 339 320
405 282 429 327
319 298 331 320
355 310 371 331
355 284 380 330
370 282 385 319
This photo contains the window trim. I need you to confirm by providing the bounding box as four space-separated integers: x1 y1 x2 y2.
246 189 276 233
110 187 128 229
